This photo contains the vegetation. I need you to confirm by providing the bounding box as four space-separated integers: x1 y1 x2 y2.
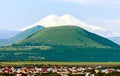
0 46 120 62
0 26 120 62
18 26 119 48
1 61 120 66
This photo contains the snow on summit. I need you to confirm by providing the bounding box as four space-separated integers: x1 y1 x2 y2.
21 14 119 37
21 14 105 31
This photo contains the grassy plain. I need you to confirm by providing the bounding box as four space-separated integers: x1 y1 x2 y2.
1 61 120 66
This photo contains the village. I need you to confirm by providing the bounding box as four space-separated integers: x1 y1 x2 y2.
0 64 120 76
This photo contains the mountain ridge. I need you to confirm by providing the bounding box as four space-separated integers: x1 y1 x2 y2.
0 26 120 61
19 26 119 48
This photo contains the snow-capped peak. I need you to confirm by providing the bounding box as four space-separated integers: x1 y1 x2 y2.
21 14 117 37
21 14 105 31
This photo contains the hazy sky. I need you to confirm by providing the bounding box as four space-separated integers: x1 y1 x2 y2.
0 0 120 35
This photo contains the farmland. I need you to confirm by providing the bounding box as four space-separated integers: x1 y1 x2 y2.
1 61 120 66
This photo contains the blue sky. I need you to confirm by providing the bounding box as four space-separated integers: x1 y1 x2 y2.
0 0 120 35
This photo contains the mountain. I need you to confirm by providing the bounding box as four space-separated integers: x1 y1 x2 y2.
19 26 119 48
0 25 44 46
0 26 120 61
0 29 19 39
21 14 118 37
109 37 120 45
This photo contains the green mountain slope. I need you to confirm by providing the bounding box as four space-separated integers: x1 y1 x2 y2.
0 25 44 46
18 26 119 48
109 37 120 45
0 26 120 62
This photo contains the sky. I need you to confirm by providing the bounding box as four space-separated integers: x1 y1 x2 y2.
0 0 120 37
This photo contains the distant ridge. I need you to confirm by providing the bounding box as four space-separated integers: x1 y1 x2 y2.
0 30 19 39
0 25 44 46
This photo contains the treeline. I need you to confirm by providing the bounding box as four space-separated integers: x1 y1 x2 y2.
0 46 120 62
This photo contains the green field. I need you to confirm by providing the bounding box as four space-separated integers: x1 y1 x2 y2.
1 61 120 66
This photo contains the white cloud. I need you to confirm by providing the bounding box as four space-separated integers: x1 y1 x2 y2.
58 0 102 5
57 0 120 5
88 18 120 31
87 18 120 37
